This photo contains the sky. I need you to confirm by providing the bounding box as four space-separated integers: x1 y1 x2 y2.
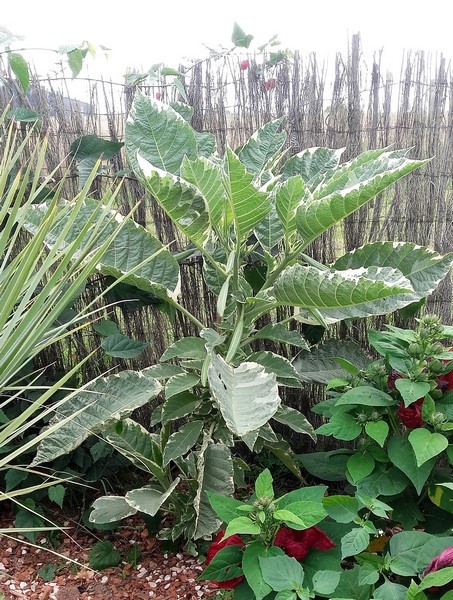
2 0 452 83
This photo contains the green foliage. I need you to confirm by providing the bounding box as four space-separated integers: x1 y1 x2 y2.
89 541 121 570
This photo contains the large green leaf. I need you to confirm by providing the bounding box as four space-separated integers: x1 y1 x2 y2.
194 441 234 539
32 370 162 465
223 147 271 242
296 149 427 246
105 419 165 478
275 175 306 244
162 420 204 467
70 134 123 161
125 478 180 516
243 542 285 600
180 156 227 233
274 264 413 320
8 52 30 93
387 436 435 494
247 351 301 384
272 405 316 439
281 147 344 190
125 91 197 175
292 339 371 384
334 242 453 301
89 496 137 524
238 118 286 176
22 199 180 300
208 353 281 436
136 155 211 248
254 323 310 350
254 205 284 252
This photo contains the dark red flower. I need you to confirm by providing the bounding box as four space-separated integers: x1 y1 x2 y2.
265 78 276 91
397 398 424 429
274 526 335 561
205 530 245 590
423 547 453 592
438 368 453 392
240 59 249 71
387 369 402 391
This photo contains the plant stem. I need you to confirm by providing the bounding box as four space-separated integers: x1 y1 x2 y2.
166 298 206 331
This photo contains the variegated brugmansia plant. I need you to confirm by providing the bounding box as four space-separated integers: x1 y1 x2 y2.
30 92 452 548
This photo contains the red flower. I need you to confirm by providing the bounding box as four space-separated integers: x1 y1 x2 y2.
155 92 161 100
423 547 453 592
265 78 276 91
205 530 245 589
274 526 335 561
438 368 453 392
387 369 402 391
240 59 249 71
397 398 424 429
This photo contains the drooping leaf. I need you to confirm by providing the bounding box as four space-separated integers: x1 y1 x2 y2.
395 379 431 407
181 156 227 233
238 118 286 176
165 372 200 399
32 370 162 465
208 353 281 436
297 450 351 481
323 495 359 523
125 478 180 516
161 392 201 423
89 496 137 524
194 441 234 539
198 545 244 582
67 48 84 78
247 351 301 383
136 155 211 248
206 492 247 524
8 52 29 93
105 419 165 477
335 386 397 407
296 149 427 246
372 580 408 600
365 420 389 447
347 453 375 483
22 199 180 301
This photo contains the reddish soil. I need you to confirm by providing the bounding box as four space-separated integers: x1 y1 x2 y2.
0 511 220 600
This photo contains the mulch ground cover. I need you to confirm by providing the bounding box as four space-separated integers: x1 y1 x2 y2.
0 509 220 599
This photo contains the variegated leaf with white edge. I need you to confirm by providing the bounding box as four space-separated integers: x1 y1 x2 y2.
296 149 428 247
89 496 137 524
208 353 281 436
32 371 162 465
137 155 211 249
125 478 180 516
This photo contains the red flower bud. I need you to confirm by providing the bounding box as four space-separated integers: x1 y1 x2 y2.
274 526 335 561
155 92 161 100
397 398 424 429
240 59 249 71
423 547 453 592
265 78 276 91
205 530 245 589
